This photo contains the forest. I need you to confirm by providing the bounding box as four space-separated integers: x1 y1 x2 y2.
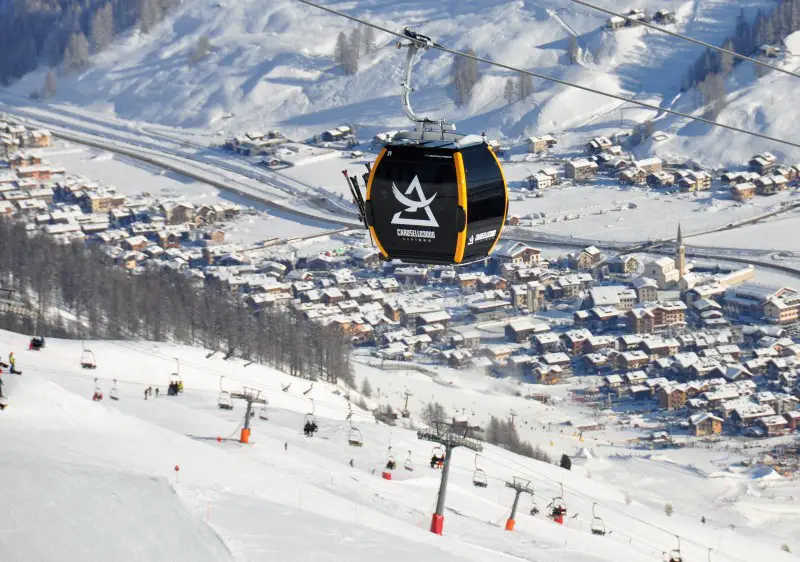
0 218 355 387
0 0 177 84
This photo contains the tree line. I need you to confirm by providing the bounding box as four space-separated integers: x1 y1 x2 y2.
0 0 181 86
0 218 354 387
684 1 800 118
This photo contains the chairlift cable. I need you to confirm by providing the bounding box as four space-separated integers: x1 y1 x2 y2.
293 0 800 150
572 0 800 81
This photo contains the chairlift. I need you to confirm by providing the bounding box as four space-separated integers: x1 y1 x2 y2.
663 537 682 562
168 358 183 395
404 450 414 471
258 407 269 421
304 398 317 425
549 484 567 522
430 445 444 469
348 418 363 447
473 454 488 488
109 379 119 401
218 391 233 410
590 503 606 536
385 446 396 471
92 378 103 401
80 345 97 369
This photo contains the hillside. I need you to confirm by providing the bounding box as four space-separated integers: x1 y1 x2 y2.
1 329 798 561
9 0 799 165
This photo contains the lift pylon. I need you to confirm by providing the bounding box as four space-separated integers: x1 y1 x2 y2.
504 477 533 531
417 420 482 536
230 387 268 444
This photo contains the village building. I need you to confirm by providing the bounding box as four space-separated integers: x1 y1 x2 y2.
565 158 598 180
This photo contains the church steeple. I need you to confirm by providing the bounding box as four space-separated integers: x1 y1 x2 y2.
676 223 686 277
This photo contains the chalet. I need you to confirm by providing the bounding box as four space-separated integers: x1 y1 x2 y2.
732 182 756 202
749 152 777 174
636 157 663 173
586 136 613 154
653 9 676 23
618 334 644 352
416 310 451 330
541 352 572 373
322 287 344 304
586 334 617 353
731 404 775 427
484 344 513 363
527 135 557 153
122 235 149 252
161 202 195 225
625 370 648 386
689 413 723 436
561 329 592 355
394 266 429 285
784 410 800 431
619 350 649 371
657 385 687 411
457 272 480 293
527 167 559 189
492 241 541 267
320 125 352 142
758 414 788 436
631 277 659 303
533 332 561 354
565 159 598 181
647 171 675 188
446 348 474 368
618 168 646 186
606 15 626 29
467 300 511 320
350 247 382 269
451 330 481 350
604 374 623 389
607 255 638 274
505 318 538 343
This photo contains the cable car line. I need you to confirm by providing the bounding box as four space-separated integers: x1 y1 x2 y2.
572 0 800 81
293 0 800 151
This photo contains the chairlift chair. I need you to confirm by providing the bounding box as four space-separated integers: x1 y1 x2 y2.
472 454 488 488
430 445 444 469
109 379 119 401
304 398 317 425
663 537 682 562
92 378 103 401
385 446 396 471
348 426 363 447
258 407 269 420
80 349 97 369
590 503 605 536
404 450 414 471
218 391 233 410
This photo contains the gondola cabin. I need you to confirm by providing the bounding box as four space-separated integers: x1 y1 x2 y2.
365 133 508 265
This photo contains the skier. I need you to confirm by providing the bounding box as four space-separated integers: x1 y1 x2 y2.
8 353 20 374
154 387 159 398
303 421 312 437
349 459 354 468
430 455 438 469
310 421 318 435
0 373 4 398
284 442 288 451
385 458 396 470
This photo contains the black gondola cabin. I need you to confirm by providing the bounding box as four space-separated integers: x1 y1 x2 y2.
366 134 508 265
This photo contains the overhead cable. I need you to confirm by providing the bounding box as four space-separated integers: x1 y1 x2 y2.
293 0 800 150
572 0 800 81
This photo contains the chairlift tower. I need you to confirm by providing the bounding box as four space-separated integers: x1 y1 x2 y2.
504 477 533 531
230 387 268 444
417 420 482 535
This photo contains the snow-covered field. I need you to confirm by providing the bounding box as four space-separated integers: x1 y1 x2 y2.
1 329 798 561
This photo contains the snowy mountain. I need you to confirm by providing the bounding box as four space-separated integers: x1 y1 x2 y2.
1 328 798 561
9 0 799 165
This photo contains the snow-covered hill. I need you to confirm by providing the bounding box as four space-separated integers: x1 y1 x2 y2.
10 0 799 165
1 328 798 561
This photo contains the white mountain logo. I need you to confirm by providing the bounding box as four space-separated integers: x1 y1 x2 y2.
391 176 439 228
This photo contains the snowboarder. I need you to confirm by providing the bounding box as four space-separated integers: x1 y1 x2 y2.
349 459 354 468
154 387 159 398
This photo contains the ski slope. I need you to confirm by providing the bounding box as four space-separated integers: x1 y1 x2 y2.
0 328 797 561
7 0 791 165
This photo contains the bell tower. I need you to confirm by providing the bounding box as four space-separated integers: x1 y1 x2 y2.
676 223 686 277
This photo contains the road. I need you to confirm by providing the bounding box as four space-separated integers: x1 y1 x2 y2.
0 94 361 228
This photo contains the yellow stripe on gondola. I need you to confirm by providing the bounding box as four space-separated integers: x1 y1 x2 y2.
486 146 509 257
366 148 389 259
453 151 468 264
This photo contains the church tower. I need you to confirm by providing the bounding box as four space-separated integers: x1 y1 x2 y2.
676 223 686 277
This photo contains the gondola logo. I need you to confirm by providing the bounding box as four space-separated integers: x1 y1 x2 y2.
467 230 497 245
390 176 439 228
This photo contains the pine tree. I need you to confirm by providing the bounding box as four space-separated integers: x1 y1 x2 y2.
42 71 57 99
452 49 480 106
342 38 358 75
518 73 534 99
568 35 580 64
363 26 376 54
189 35 212 63
63 32 90 73
734 8 753 55
139 0 162 34
360 377 372 398
503 78 516 104
91 3 114 52
720 38 736 74
664 503 674 517
560 454 572 470
334 32 347 64
349 28 362 60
